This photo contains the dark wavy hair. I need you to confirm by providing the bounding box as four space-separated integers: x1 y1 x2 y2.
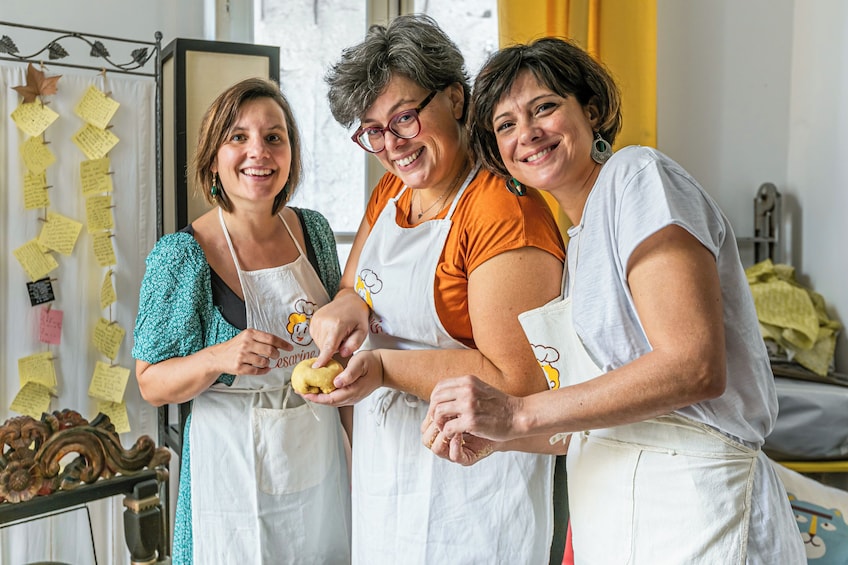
470 37 622 179
191 77 302 215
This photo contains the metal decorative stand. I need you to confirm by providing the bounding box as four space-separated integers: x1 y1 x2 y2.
0 20 167 565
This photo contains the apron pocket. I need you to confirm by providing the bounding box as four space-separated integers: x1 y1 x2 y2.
252 403 337 495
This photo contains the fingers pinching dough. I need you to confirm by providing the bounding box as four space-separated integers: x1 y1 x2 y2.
291 357 343 394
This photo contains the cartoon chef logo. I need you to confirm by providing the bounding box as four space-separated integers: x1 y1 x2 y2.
531 344 561 390
355 268 382 309
286 299 318 346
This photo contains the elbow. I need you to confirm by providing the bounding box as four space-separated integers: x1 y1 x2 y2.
137 382 166 407
136 370 166 407
691 353 727 402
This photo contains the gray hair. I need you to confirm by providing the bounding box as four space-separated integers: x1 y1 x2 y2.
325 14 471 128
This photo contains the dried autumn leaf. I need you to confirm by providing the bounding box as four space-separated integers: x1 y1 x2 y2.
11 63 62 103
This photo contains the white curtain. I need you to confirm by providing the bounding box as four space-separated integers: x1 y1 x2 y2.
0 62 159 565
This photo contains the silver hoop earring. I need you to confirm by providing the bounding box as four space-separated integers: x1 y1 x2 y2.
505 177 526 196
591 132 613 164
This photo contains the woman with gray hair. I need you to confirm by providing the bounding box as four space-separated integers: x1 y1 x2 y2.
306 14 566 565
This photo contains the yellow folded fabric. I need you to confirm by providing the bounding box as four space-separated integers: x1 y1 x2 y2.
746 259 841 376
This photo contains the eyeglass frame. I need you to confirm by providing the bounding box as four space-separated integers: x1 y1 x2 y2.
350 90 439 153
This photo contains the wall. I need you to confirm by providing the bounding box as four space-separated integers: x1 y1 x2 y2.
657 0 847 373
1 0 204 48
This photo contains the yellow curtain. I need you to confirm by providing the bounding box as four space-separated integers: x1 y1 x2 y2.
496 0 657 236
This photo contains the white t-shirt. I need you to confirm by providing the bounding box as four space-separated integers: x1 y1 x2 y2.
567 145 778 446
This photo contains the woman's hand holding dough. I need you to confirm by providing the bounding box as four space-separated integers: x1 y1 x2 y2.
291 357 344 394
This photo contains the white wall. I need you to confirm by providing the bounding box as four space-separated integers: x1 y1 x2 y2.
2 0 205 47
658 0 847 373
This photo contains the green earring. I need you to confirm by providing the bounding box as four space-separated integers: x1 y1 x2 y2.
211 174 219 198
505 177 526 196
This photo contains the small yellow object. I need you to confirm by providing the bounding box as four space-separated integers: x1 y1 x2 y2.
291 357 342 394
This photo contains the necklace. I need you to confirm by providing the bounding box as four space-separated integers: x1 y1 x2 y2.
416 162 469 220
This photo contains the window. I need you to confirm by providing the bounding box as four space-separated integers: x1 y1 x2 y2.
247 0 498 268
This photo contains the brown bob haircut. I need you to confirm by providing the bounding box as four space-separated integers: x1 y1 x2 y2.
469 37 622 180
191 77 302 215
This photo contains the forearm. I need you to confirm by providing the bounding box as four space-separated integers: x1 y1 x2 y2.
495 432 570 456
136 349 223 406
513 350 722 439
378 347 547 401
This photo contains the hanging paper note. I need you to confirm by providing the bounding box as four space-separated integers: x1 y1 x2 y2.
92 317 125 360
27 277 55 306
100 270 117 310
85 194 114 233
39 306 64 345
38 211 83 255
20 135 56 174
17 351 58 390
11 101 60 137
95 400 131 434
10 382 52 419
14 239 59 281
72 123 119 160
23 170 50 210
92 232 117 267
80 157 113 196
74 85 120 130
88 361 130 403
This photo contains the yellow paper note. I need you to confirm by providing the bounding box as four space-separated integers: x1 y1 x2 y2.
100 270 117 310
92 317 125 360
85 194 114 233
11 102 59 137
88 361 130 403
13 239 59 281
95 400 131 434
20 135 56 173
10 381 52 420
72 123 119 160
80 157 113 196
74 85 120 129
38 211 83 255
92 232 117 266
17 351 58 390
23 170 50 210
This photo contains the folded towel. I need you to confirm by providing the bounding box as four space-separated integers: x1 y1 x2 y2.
746 259 841 376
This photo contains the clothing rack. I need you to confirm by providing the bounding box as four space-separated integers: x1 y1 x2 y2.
0 20 167 563
0 20 164 241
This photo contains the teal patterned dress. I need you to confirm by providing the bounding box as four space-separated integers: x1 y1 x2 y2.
132 208 340 565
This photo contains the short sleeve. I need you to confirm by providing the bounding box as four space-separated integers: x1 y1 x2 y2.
614 149 726 270
132 233 214 364
453 170 565 275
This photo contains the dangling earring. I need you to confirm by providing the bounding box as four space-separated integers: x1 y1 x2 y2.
210 173 220 200
591 131 613 164
505 177 526 196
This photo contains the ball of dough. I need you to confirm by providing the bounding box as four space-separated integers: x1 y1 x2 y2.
291 357 343 394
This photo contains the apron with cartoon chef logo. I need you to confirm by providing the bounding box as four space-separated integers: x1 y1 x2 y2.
517 228 802 564
189 209 351 565
350 164 554 565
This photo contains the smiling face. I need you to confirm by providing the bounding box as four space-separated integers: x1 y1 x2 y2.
359 74 466 191
492 70 599 200
212 97 291 212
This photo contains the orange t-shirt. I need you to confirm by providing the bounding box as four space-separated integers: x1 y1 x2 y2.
364 167 565 348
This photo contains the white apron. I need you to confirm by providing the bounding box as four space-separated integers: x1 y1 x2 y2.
189 209 351 565
518 243 805 564
351 165 554 565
